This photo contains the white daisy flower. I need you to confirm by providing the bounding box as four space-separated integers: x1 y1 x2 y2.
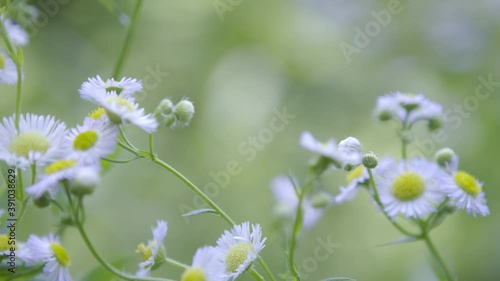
0 114 67 169
216 222 266 280
79 89 158 133
271 176 326 229
0 49 18 85
135 220 168 277
63 117 118 164
375 157 446 219
374 92 443 126
25 233 72 281
181 246 226 281
300 131 353 167
437 156 489 216
25 159 99 199
1 17 29 46
80 75 143 98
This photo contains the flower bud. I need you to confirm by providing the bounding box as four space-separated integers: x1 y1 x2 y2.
362 153 378 169
33 193 52 208
378 110 393 121
154 98 174 116
428 117 443 131
339 137 362 155
70 167 100 196
435 148 456 168
311 192 331 208
157 113 176 128
173 99 195 126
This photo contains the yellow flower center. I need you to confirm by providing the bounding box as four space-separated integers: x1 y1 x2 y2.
105 97 134 111
44 160 77 174
73 130 98 151
0 235 10 252
136 243 153 263
0 53 5 69
88 108 106 119
346 165 364 184
9 131 50 157
50 243 71 267
225 242 253 273
181 267 206 281
391 172 425 201
105 86 123 94
454 171 482 196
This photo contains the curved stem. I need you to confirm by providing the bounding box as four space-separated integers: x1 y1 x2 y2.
257 257 276 281
101 156 140 163
164 257 188 269
367 168 418 237
422 232 454 281
250 268 265 281
112 0 144 79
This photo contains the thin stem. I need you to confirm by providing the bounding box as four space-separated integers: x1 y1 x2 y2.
422 232 454 281
112 0 144 79
257 257 276 281
367 168 418 237
164 257 189 269
30 164 36 185
119 126 139 150
151 157 235 226
249 268 265 281
402 140 408 160
16 168 23 201
14 50 22 130
149 134 155 157
64 185 175 281
118 141 142 157
101 156 140 163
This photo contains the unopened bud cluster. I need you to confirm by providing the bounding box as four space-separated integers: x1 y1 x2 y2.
154 98 195 128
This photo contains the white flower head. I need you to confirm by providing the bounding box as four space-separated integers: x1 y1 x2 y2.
25 233 72 281
338 136 363 166
375 157 446 219
79 88 158 133
437 156 489 216
271 176 326 229
1 17 29 46
300 131 354 168
80 75 143 98
0 49 18 85
216 222 266 280
181 246 226 281
25 159 99 199
0 114 67 169
136 220 168 277
63 117 118 164
374 92 443 126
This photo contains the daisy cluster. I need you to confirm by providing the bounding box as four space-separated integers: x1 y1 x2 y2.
135 221 266 281
271 92 488 234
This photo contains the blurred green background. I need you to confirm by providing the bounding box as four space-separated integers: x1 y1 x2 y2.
1 0 500 280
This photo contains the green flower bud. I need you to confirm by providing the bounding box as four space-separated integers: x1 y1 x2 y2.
154 98 174 116
173 99 195 126
428 117 443 131
70 168 100 197
378 110 393 121
362 153 378 169
435 148 456 168
33 193 52 208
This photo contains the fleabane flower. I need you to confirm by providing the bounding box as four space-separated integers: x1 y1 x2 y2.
437 156 489 216
375 157 445 219
374 92 443 126
1 17 29 46
135 220 168 277
79 89 158 133
271 176 327 229
215 222 266 280
181 246 225 281
25 233 72 281
0 114 67 169
300 131 357 169
80 75 143 98
0 50 18 85
25 159 99 199
63 117 118 164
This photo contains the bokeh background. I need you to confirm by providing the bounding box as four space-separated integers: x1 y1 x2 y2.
1 0 500 280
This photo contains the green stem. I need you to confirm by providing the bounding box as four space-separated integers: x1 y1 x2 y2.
164 257 189 269
422 232 454 281
112 0 144 79
250 268 265 281
16 168 23 201
402 140 408 160
149 134 155 157
367 168 418 237
63 185 175 281
257 257 276 281
101 156 140 163
151 157 235 226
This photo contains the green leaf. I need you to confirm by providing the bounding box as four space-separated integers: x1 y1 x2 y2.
376 236 419 247
321 277 356 281
182 208 218 217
